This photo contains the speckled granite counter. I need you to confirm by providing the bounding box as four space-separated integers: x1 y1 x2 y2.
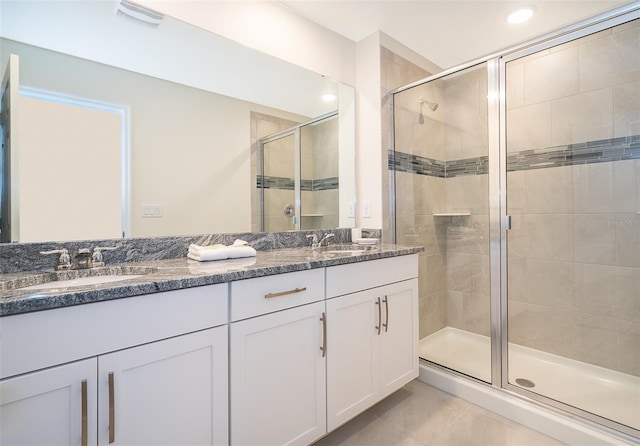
0 244 422 317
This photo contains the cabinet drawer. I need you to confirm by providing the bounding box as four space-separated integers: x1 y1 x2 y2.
0 284 228 379
326 254 418 298
230 269 324 321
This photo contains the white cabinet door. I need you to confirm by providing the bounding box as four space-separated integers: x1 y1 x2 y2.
378 279 419 398
326 289 378 431
0 358 97 446
326 279 418 431
230 301 326 446
97 327 228 446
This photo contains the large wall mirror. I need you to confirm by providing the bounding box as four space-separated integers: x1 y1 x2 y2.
0 0 355 243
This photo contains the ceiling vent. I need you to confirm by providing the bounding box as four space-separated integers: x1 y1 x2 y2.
116 0 164 28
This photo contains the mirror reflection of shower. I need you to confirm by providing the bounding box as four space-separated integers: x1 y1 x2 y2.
418 98 438 124
259 111 339 232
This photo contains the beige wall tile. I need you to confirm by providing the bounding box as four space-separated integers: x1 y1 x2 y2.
506 102 552 153
420 290 446 337
573 214 617 265
524 47 580 105
551 87 614 146
524 166 577 214
616 213 640 268
520 259 581 310
582 264 640 321
506 171 525 213
614 80 640 138
617 319 640 376
506 62 524 110
446 290 464 329
579 23 640 93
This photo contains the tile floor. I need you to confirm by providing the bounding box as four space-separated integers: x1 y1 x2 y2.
313 379 565 446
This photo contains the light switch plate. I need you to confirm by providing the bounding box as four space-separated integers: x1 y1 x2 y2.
141 204 162 218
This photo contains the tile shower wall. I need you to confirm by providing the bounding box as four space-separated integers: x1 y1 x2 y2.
506 20 640 376
301 116 340 230
390 53 490 341
251 112 302 232
380 46 440 339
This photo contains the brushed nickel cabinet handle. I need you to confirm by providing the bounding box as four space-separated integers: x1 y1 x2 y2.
320 312 327 357
108 372 115 443
375 297 381 335
81 380 88 446
383 295 389 332
264 287 307 299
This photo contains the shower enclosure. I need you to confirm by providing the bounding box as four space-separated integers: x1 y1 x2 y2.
259 112 339 232
391 6 639 440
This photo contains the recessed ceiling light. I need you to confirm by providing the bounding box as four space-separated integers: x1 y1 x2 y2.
507 7 534 24
322 93 337 102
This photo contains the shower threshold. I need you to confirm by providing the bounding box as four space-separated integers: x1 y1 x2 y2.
419 327 640 431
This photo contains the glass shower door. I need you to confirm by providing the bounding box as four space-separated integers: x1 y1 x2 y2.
393 62 492 383
504 18 640 434
261 133 297 232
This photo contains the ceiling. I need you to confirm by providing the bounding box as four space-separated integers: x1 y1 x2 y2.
278 0 634 70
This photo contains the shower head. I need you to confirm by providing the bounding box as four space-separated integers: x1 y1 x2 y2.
420 98 438 112
418 98 437 125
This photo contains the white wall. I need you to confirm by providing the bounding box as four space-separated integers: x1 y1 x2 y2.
137 0 357 87
355 32 383 228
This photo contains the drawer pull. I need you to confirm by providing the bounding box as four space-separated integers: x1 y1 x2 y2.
264 287 307 299
108 372 115 443
81 380 88 446
320 312 327 357
375 297 381 335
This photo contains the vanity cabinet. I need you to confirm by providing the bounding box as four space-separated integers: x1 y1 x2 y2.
325 255 418 431
0 285 229 446
0 358 97 446
229 269 326 446
229 255 419 445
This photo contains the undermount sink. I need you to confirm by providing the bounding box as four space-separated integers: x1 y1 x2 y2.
1 265 157 292
19 274 143 290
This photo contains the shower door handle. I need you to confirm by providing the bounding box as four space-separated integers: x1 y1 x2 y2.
505 215 512 230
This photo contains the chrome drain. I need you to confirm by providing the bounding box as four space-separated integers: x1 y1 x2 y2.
515 378 535 388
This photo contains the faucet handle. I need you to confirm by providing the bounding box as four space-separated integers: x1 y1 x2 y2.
40 248 71 271
92 246 118 267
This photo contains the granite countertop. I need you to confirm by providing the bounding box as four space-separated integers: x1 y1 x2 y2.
0 244 423 316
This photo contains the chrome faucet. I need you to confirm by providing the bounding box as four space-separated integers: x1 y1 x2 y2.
41 246 119 271
91 246 118 267
40 248 72 271
319 233 335 247
306 234 320 249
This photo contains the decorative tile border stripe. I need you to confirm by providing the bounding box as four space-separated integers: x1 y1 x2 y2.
506 135 640 172
390 135 640 178
447 156 489 177
257 175 339 191
388 151 445 178
257 175 295 190
313 177 339 191
388 151 486 177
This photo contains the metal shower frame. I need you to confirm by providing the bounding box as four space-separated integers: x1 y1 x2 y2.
388 2 640 440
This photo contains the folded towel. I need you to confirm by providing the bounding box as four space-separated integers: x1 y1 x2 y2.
187 239 257 262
